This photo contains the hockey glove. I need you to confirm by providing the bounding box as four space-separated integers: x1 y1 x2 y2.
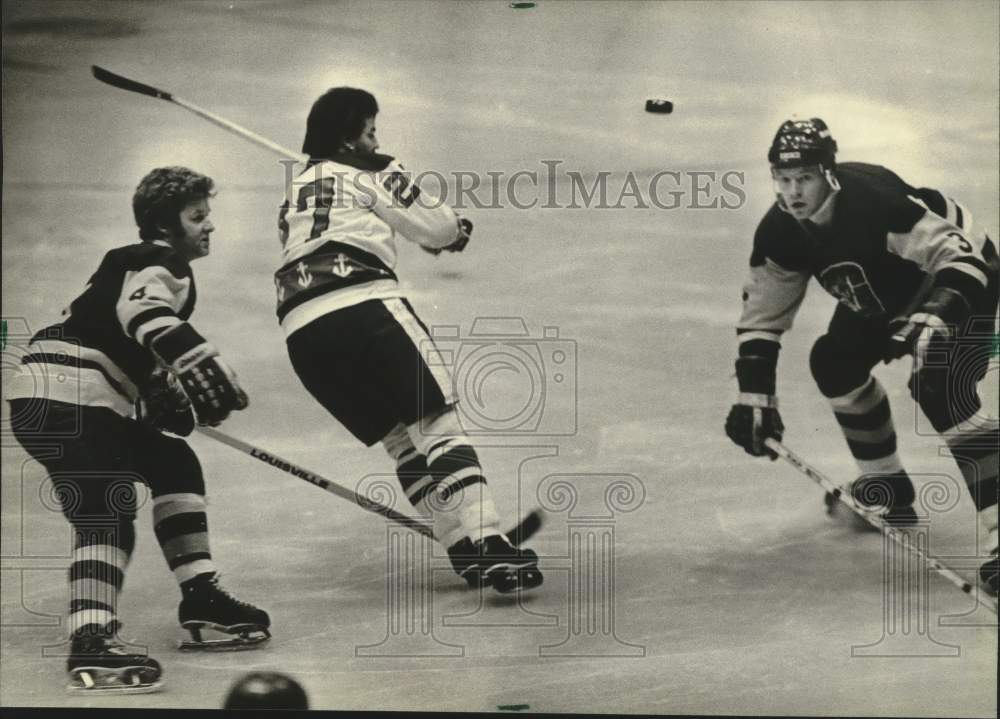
726 396 783 458
135 369 195 437
725 354 783 459
421 216 473 256
150 323 249 427
885 286 971 372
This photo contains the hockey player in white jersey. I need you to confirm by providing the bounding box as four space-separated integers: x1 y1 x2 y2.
276 87 541 593
725 118 999 596
6 167 269 693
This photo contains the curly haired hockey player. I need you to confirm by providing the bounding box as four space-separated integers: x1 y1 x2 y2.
724 118 999 597
6 167 270 693
274 87 541 594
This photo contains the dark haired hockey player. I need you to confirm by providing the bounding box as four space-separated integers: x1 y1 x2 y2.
6 167 270 693
274 87 541 593
725 118 999 597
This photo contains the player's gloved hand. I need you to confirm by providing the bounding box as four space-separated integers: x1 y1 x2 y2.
150 322 249 427
421 216 472 256
725 394 783 458
135 369 195 436
885 287 970 371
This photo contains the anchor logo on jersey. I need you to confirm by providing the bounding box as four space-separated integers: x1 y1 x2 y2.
331 253 354 278
819 261 885 317
296 261 313 288
274 277 286 303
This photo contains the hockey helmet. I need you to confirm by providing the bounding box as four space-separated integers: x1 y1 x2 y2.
767 118 838 171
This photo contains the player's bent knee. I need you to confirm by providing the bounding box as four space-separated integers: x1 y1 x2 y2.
809 335 870 398
405 407 466 459
145 436 206 497
382 423 415 462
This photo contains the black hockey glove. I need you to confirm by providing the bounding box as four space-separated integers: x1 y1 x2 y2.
150 323 249 427
726 397 783 458
885 286 971 370
725 354 783 459
422 216 473 256
136 369 195 437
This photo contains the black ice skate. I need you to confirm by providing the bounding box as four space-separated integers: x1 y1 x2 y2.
448 534 543 594
825 471 917 528
66 621 162 694
177 573 270 651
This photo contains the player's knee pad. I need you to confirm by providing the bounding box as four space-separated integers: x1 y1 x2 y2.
382 423 415 462
910 360 984 434
71 513 137 557
405 408 468 461
145 435 205 498
809 334 872 398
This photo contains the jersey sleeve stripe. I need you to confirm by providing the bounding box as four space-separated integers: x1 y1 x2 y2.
126 307 178 342
22 353 132 399
737 329 784 344
938 259 988 287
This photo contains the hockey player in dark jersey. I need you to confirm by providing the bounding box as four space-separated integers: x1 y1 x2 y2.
725 118 999 597
275 88 542 594
6 167 269 693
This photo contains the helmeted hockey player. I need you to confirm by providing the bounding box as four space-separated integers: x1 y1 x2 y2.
274 87 541 593
6 167 270 693
725 118 999 597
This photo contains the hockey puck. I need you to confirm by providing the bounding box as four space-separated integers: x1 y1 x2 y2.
509 2 536 7
645 99 673 114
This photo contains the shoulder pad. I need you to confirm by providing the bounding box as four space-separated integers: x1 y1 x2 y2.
325 151 395 172
113 242 192 279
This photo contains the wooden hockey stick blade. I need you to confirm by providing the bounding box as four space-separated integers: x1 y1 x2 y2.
91 65 305 161
92 65 173 101
506 508 544 547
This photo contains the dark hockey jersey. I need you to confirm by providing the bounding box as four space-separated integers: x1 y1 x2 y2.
737 162 995 351
7 241 197 416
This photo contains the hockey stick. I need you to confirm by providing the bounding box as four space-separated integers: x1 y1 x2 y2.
91 65 306 163
196 426 543 547
765 438 997 614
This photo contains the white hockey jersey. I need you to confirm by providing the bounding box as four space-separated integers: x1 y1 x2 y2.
275 151 462 337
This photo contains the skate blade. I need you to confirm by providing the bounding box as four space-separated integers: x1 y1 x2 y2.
178 622 270 652
488 564 544 594
67 668 163 694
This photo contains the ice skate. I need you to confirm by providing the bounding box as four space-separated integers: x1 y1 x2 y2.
177 573 270 651
825 471 917 529
66 622 162 694
448 534 543 594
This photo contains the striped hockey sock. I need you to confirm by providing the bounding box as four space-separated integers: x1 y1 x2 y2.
829 377 904 476
68 524 133 635
426 439 500 548
395 447 435 515
943 421 999 548
152 493 216 586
